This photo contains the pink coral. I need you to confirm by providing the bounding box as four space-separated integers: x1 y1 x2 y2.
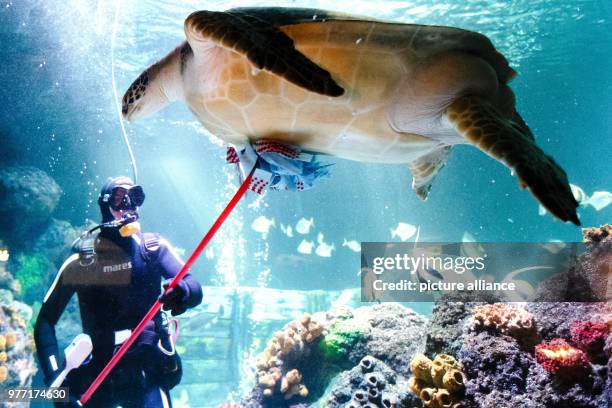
535 338 590 377
570 321 609 355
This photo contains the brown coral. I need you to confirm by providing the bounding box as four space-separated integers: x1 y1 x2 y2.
471 303 538 346
255 313 324 399
582 224 611 243
5 331 16 349
410 353 433 382
409 353 465 408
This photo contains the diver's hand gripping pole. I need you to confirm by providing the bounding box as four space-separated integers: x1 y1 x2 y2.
77 165 257 406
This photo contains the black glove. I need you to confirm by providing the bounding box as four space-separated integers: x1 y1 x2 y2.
159 280 190 316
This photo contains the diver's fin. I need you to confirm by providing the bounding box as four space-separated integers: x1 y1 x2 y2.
409 146 452 200
447 95 579 225
183 10 344 97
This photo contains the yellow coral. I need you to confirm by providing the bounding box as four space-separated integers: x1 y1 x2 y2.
419 388 437 408
410 353 433 382
255 314 324 398
435 389 453 408
0 365 7 383
285 383 308 399
431 354 461 388
409 353 466 408
408 376 425 395
280 369 302 392
0 335 5 350
442 369 464 393
5 332 16 349
0 352 6 363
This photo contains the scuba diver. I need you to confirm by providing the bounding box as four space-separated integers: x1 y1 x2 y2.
34 176 203 407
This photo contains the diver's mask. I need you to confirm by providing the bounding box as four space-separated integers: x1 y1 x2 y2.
103 185 146 212
100 185 145 237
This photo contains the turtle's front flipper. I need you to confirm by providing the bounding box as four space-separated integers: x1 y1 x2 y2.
447 95 580 225
184 10 344 97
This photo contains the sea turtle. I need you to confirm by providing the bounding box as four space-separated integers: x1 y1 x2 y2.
122 7 579 224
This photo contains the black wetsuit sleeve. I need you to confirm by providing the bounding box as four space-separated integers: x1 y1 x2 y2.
33 255 77 384
158 238 203 308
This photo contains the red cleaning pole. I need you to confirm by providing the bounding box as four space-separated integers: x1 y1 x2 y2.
78 168 256 406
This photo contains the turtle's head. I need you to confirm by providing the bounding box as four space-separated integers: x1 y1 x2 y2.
122 44 185 122
122 69 156 121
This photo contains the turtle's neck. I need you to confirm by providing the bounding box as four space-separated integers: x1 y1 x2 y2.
157 43 186 102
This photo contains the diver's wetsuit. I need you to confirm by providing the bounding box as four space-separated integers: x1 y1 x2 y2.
34 227 203 407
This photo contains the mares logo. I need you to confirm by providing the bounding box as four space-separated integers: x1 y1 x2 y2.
103 262 132 273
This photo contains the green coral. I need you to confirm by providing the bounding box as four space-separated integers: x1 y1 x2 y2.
319 320 365 362
14 254 49 302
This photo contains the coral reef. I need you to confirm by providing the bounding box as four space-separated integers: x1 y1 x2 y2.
535 338 591 378
0 246 20 294
570 320 610 358
408 353 466 408
242 303 427 408
14 253 56 303
319 318 366 362
424 291 502 357
0 166 62 246
0 167 80 303
344 303 429 377
582 224 611 242
0 289 36 388
470 303 538 347
255 313 324 400
325 355 417 408
457 327 607 407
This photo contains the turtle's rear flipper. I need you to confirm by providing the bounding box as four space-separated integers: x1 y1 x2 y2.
447 95 580 225
409 146 452 200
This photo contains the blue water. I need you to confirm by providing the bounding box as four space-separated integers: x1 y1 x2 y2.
1 0 611 406
2 0 611 291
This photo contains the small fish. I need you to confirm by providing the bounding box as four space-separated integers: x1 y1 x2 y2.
461 231 476 242
541 240 566 254
297 240 314 254
280 223 294 237
251 216 275 236
315 242 335 257
295 217 314 235
342 239 361 252
571 183 588 204
539 184 611 214
315 232 335 257
586 191 612 211
461 231 486 260
390 222 417 241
